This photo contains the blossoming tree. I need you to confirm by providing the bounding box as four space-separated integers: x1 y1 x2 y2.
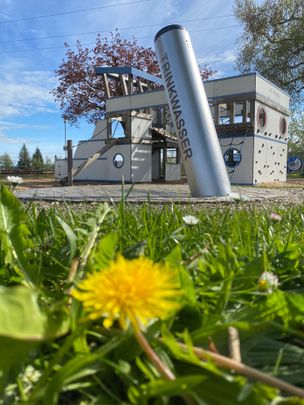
52 31 214 126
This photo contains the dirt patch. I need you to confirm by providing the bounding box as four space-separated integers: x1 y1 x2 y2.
17 177 59 190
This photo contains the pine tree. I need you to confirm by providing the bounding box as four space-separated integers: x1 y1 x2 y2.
0 153 13 169
31 147 44 170
17 144 31 169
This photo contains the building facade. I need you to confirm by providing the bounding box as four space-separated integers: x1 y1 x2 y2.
55 69 289 185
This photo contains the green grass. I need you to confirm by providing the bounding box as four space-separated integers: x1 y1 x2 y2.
0 185 304 404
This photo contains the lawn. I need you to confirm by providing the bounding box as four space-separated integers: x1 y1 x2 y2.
0 184 303 404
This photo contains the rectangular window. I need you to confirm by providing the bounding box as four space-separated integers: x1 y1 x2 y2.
219 103 231 125
166 148 178 164
110 119 126 138
246 100 252 123
234 102 244 123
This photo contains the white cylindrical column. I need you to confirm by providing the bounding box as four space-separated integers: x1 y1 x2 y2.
154 24 231 197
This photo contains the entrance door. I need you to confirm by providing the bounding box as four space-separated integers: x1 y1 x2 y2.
152 148 160 180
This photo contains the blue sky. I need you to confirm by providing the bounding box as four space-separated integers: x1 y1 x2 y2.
0 0 247 163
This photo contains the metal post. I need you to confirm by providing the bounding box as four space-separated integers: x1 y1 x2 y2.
154 24 231 197
67 139 73 186
64 120 67 158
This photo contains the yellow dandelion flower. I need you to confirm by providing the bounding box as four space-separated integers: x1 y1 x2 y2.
72 255 182 330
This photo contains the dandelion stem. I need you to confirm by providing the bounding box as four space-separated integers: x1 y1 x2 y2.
66 257 80 308
134 328 175 380
177 342 304 398
66 257 80 300
134 329 196 405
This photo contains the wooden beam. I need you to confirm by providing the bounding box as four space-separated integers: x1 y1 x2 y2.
102 73 111 98
120 75 128 95
106 90 167 114
128 74 133 95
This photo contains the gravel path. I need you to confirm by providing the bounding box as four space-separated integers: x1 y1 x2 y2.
14 182 304 208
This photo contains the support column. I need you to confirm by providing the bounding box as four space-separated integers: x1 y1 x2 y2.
242 101 247 123
67 139 73 186
229 102 235 125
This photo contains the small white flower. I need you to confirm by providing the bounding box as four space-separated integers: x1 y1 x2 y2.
258 271 279 293
4 383 18 396
182 215 199 226
7 176 23 185
269 212 282 222
22 365 41 385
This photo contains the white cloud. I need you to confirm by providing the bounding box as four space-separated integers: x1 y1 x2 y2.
210 70 226 79
198 50 236 66
160 0 178 18
77 0 180 45
0 119 51 130
0 68 57 118
0 132 28 145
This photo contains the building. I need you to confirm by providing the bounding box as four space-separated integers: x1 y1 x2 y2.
55 67 289 185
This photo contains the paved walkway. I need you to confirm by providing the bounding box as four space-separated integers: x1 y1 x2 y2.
15 182 293 204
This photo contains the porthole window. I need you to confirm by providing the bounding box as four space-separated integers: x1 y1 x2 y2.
287 156 302 172
280 116 287 135
223 148 242 168
257 106 267 130
113 153 124 168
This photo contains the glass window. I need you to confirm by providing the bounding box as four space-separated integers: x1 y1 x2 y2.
223 148 242 168
280 117 287 135
113 153 124 168
219 103 231 125
234 102 244 124
153 107 163 126
257 106 267 129
159 149 164 179
246 101 252 123
111 120 126 138
166 148 178 164
287 156 301 172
